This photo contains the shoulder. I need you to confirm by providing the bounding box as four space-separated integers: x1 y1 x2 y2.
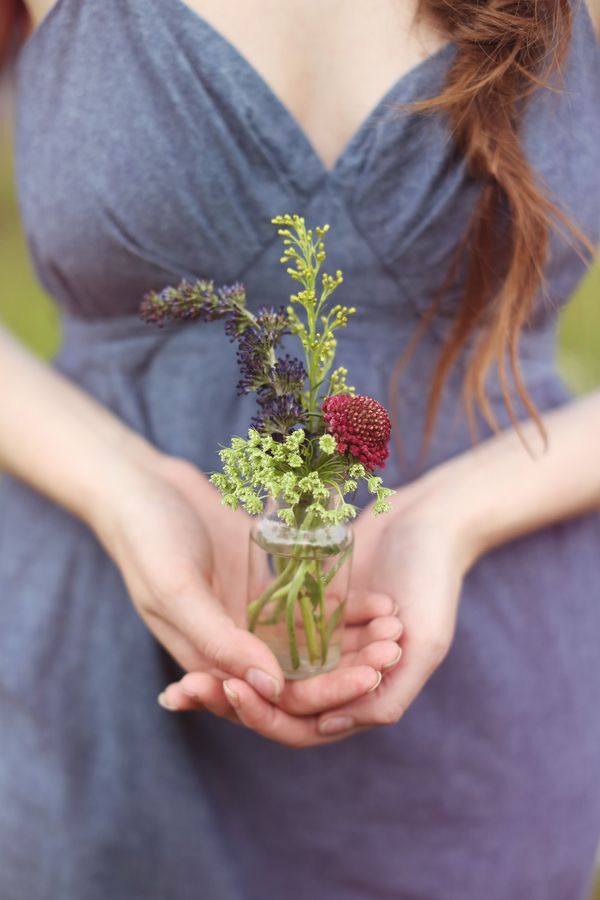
583 0 600 40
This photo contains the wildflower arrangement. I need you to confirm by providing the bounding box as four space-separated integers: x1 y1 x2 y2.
140 214 395 675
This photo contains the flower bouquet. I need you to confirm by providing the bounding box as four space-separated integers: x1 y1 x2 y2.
140 214 395 679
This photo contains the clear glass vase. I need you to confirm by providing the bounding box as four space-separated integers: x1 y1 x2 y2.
247 500 354 680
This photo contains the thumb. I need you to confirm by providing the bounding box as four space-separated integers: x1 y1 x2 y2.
170 584 285 702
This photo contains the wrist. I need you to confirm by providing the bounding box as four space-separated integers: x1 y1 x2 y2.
82 433 170 544
396 454 491 576
398 396 594 576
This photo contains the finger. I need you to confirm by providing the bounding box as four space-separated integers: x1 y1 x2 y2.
219 678 369 748
344 589 396 625
276 664 381 716
161 674 243 726
338 639 403 673
164 584 286 702
159 682 207 712
340 615 403 653
157 688 200 712
178 672 235 717
316 635 444 732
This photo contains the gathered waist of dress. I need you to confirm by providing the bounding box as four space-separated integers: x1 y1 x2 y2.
56 307 435 364
60 310 185 346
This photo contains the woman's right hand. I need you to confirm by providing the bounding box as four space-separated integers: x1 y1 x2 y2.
93 452 288 696
92 453 404 731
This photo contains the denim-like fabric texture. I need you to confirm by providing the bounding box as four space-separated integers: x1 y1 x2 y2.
1 0 600 897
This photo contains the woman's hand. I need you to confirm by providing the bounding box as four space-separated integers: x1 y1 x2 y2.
309 487 467 737
162 476 470 747
94 454 404 733
186 389 600 745
94 454 289 691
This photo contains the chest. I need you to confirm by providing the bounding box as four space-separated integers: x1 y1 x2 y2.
14 0 600 325
179 0 448 172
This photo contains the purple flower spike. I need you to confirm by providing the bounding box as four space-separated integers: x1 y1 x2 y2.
140 278 247 326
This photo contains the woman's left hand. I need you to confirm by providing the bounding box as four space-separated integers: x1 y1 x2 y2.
309 484 470 738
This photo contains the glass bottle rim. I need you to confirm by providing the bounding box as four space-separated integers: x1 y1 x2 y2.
251 513 354 559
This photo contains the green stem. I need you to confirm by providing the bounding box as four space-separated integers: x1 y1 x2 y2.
324 601 346 650
248 509 315 631
300 590 320 664
285 561 308 670
247 556 297 631
313 560 328 665
320 544 353 589
265 594 286 625
273 554 287 577
249 509 351 672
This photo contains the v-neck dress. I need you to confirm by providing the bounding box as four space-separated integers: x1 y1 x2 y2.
2 0 600 897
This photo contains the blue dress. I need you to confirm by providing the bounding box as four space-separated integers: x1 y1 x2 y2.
1 0 600 897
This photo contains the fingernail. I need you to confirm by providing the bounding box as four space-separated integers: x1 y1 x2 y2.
366 671 383 692
319 715 356 735
223 680 241 708
157 691 177 711
382 648 402 671
245 667 282 702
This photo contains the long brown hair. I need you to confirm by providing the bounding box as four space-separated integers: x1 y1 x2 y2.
0 0 30 70
2 1 597 468
392 0 597 468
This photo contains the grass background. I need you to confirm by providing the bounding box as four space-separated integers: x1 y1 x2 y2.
1 117 600 895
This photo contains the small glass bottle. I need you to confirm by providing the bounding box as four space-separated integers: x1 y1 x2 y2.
247 498 354 680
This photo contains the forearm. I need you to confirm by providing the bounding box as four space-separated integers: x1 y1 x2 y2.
414 390 600 571
0 325 164 528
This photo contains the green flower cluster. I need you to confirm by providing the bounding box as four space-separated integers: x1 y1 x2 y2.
210 426 395 527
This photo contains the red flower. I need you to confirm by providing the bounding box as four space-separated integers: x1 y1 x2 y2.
322 394 392 470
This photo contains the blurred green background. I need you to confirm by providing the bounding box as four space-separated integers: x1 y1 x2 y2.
1 92 600 897
1 121 60 356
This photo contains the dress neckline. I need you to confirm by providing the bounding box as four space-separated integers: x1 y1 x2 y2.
170 0 455 179
21 0 456 182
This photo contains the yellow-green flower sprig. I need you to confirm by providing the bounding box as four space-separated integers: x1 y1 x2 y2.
271 214 355 427
210 427 395 526
327 366 355 397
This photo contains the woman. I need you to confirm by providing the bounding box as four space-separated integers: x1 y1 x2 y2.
1 0 599 897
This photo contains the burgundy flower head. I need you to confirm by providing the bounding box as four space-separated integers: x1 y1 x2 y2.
322 394 392 470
